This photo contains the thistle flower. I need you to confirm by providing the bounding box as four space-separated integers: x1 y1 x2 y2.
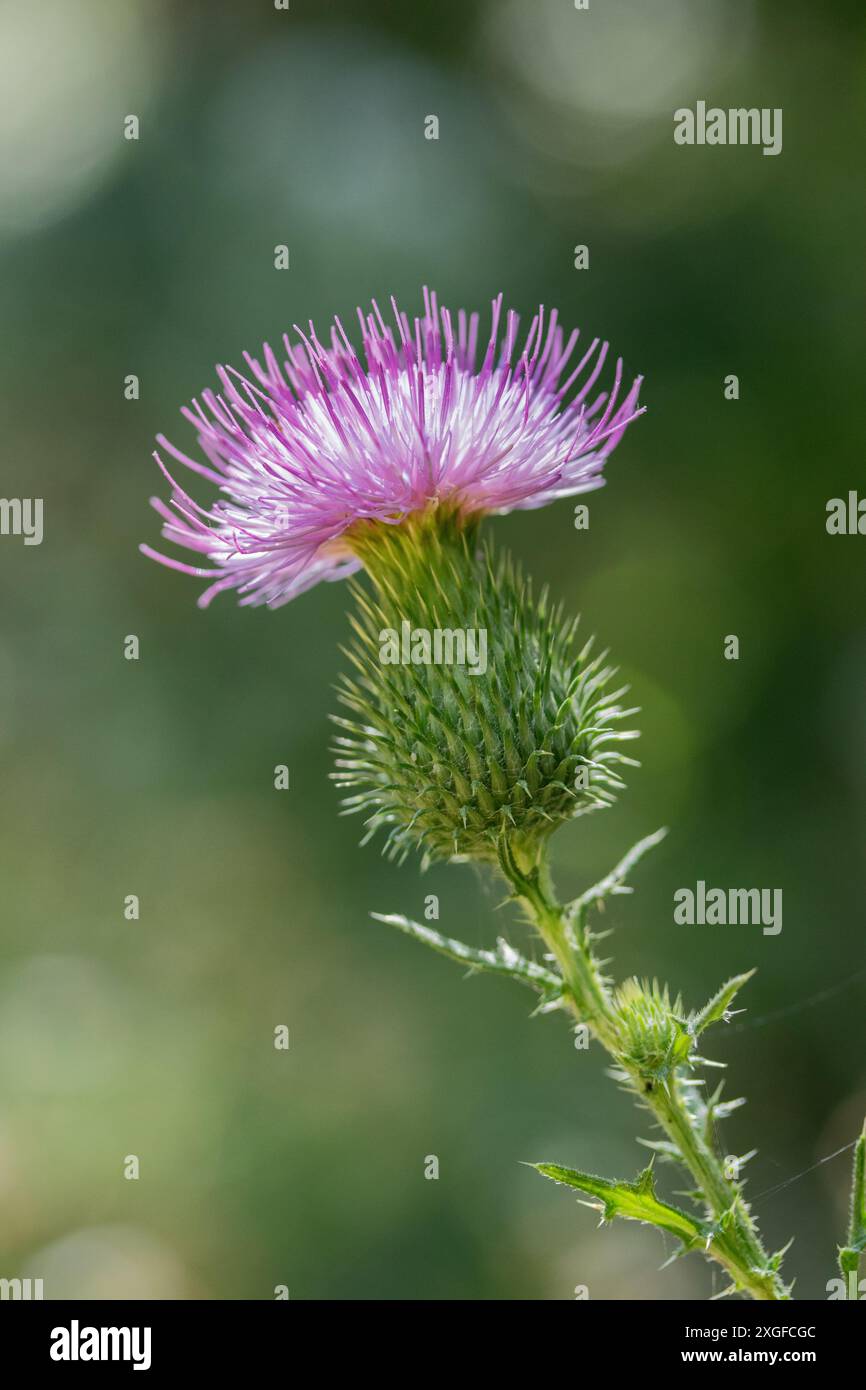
143 289 815 1303
141 289 643 609
141 291 644 867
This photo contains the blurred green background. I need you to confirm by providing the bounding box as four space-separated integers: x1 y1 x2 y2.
1 0 864 1300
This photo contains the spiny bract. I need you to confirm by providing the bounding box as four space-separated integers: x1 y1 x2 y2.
331 510 639 866
612 978 693 1083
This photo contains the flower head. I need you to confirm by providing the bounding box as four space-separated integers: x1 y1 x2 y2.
141 290 643 608
333 508 640 866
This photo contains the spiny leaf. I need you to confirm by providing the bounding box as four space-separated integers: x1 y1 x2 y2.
371 913 565 1002
688 970 756 1037
636 1137 680 1161
567 827 668 917
769 1238 794 1272
710 1282 742 1301
531 1160 707 1249
838 1120 866 1284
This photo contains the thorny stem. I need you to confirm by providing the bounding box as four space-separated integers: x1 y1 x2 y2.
501 842 789 1301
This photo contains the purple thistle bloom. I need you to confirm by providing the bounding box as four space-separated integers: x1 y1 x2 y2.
141 289 643 609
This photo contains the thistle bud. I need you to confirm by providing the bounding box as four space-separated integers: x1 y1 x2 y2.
332 509 639 867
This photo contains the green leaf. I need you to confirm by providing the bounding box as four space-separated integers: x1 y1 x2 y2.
371 913 565 1003
688 970 756 1037
568 827 668 917
532 1159 706 1249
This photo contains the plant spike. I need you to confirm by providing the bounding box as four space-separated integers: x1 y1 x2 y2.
370 912 566 1007
837 1119 866 1297
377 830 792 1300
142 286 845 1303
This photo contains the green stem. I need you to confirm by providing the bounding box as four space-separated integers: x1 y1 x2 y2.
505 846 788 1301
